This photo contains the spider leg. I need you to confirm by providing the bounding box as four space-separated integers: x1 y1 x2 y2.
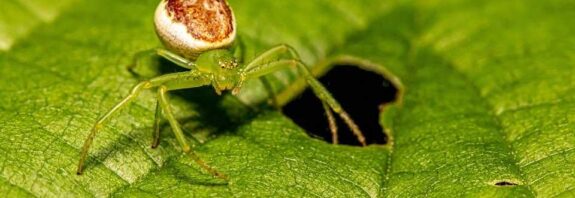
151 101 161 148
152 94 201 149
244 44 298 71
158 86 227 180
231 35 245 63
260 76 280 109
156 86 190 153
77 81 151 175
77 71 211 175
322 101 338 144
244 59 367 146
128 48 196 77
242 44 299 108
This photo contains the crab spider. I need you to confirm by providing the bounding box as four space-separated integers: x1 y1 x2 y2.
76 0 366 178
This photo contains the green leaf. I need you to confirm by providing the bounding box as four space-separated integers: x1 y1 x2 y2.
0 0 573 197
336 1 575 196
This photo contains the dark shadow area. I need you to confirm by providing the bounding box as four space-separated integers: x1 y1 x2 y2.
283 66 397 146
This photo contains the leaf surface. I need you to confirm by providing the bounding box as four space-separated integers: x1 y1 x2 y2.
0 0 573 197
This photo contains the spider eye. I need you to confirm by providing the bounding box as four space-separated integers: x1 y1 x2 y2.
154 0 237 59
218 59 238 70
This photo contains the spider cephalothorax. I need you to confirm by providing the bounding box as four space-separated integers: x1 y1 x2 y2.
195 49 242 94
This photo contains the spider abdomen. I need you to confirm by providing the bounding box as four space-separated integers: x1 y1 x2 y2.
154 0 237 59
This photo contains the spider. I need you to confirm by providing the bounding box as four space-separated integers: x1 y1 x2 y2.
76 0 366 178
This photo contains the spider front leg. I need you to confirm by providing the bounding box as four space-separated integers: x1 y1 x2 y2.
243 53 367 146
157 85 227 180
239 44 299 109
151 85 203 150
77 81 153 175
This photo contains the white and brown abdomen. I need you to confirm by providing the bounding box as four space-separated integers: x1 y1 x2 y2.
154 0 237 59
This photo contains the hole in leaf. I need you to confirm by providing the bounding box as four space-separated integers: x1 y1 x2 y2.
283 65 398 146
494 181 518 186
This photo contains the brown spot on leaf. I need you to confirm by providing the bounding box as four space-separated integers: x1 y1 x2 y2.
166 0 234 42
494 181 518 186
489 179 521 187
